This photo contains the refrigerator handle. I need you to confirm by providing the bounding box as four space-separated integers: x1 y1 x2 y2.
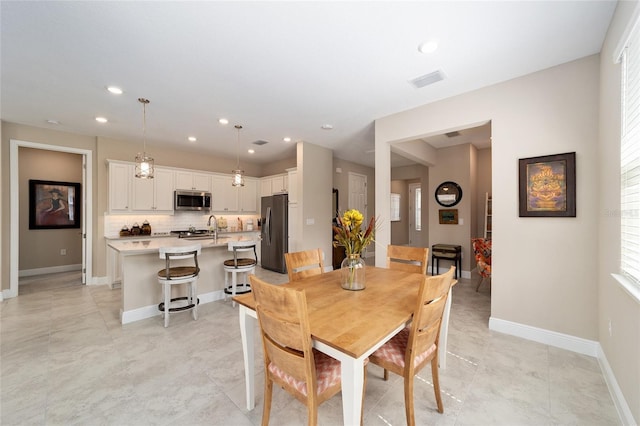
266 207 272 246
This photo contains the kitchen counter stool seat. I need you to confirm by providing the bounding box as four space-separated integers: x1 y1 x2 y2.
224 240 257 306
157 244 201 328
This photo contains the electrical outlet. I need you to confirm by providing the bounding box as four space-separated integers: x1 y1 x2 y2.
60 249 67 256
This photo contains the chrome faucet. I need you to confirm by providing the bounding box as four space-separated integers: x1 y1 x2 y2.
207 214 218 239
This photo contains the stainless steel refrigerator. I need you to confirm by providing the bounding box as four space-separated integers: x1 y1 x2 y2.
261 193 288 273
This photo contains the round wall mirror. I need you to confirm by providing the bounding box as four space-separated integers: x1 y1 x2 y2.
435 181 463 207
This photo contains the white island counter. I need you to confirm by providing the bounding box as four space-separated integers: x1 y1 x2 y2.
107 233 260 324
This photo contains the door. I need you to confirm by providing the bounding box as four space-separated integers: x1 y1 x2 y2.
348 172 367 217
408 183 422 247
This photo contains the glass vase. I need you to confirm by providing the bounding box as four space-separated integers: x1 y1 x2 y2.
341 253 366 290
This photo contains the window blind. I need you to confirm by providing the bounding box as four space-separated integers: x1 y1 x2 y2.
621 18 640 286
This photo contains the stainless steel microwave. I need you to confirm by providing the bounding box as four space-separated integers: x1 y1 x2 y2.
174 190 212 211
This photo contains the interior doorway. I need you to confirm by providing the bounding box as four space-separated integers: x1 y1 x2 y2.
7 139 93 299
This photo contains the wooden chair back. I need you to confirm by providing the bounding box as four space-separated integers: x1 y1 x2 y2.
285 248 325 282
250 275 345 425
386 245 429 275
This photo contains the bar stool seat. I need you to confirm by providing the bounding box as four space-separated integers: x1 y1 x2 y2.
157 243 201 327
223 240 257 306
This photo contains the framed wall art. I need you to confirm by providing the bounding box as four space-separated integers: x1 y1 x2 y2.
438 209 459 224
29 179 81 229
518 152 576 217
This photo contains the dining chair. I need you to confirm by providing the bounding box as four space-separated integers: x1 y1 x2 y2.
249 274 365 426
368 266 456 426
284 248 325 282
386 244 429 275
471 238 492 291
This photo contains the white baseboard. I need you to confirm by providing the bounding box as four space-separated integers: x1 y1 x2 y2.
489 317 635 425
597 345 637 426
19 264 82 277
489 317 599 356
121 290 225 324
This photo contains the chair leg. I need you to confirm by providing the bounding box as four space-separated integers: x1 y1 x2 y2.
383 369 389 381
164 282 170 328
404 373 416 426
224 270 229 302
191 279 198 321
431 356 444 413
262 375 273 426
475 276 484 292
231 271 237 308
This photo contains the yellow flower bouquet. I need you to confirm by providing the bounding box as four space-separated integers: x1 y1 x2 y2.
333 209 377 290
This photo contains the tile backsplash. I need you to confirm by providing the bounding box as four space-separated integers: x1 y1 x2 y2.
104 212 260 237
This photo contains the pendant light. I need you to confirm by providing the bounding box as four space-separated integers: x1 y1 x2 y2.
232 124 245 187
135 98 154 179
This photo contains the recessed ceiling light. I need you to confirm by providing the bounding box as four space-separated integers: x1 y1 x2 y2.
107 86 123 95
283 137 291 142
188 136 197 142
418 40 438 54
46 119 59 125
248 149 255 154
95 116 108 123
218 118 229 125
321 124 333 130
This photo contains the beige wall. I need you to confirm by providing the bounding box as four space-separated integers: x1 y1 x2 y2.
376 54 600 339
19 148 83 270
598 0 640 421
1 123 97 291
298 142 333 261
391 164 430 248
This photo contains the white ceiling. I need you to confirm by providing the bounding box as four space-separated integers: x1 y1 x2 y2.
1 1 616 168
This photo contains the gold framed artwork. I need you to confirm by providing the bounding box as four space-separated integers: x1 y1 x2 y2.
438 209 458 224
518 152 576 217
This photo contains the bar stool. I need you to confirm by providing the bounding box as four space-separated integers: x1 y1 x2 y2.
224 240 257 306
157 243 201 328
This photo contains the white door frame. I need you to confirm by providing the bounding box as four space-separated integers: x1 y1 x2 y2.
7 139 93 299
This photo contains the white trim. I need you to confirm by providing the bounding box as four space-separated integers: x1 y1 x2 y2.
612 273 640 304
597 345 637 426
121 290 224 324
613 1 640 63
9 139 93 296
19 264 82 277
488 317 599 357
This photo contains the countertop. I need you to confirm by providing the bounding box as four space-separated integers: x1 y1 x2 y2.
105 229 260 241
107 234 257 255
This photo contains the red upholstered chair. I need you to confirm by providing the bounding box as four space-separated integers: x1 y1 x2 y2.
471 238 492 292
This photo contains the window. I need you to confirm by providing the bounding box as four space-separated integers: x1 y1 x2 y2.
415 187 422 231
620 16 640 288
390 193 400 222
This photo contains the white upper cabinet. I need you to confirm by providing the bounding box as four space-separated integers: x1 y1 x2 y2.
238 178 258 212
175 171 211 191
131 167 175 212
108 162 132 213
211 175 238 212
287 168 298 204
260 173 288 197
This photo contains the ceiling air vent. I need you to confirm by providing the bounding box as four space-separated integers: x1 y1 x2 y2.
252 140 269 146
409 70 445 89
445 131 460 138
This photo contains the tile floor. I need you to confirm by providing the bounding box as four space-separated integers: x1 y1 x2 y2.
2 269 620 425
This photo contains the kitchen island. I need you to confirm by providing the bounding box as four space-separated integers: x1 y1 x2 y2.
107 233 260 324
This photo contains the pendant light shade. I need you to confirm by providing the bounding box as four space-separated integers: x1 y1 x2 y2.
135 98 154 179
232 124 245 187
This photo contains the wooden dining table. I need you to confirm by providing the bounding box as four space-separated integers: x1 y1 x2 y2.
233 266 455 426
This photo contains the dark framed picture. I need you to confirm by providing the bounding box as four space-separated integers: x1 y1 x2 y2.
438 209 459 224
29 180 81 229
519 152 576 217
